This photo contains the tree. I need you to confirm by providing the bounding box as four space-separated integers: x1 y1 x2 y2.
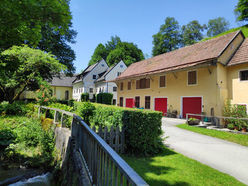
181 20 206 46
89 37 144 66
235 0 248 22
88 44 108 66
0 45 65 103
152 17 182 56
207 17 230 37
0 0 76 74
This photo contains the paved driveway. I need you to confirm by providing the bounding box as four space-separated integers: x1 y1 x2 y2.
162 117 248 185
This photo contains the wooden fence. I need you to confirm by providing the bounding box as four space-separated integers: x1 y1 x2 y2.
38 106 148 186
92 126 125 154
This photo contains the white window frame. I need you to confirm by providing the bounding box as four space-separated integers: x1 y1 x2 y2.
159 75 166 88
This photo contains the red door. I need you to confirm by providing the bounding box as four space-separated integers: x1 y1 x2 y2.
155 98 167 115
126 98 135 108
182 97 202 118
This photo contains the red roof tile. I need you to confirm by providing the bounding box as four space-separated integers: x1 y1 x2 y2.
228 38 248 66
117 31 241 80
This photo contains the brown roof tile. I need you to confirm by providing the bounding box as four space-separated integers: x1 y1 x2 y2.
117 31 241 80
228 38 248 66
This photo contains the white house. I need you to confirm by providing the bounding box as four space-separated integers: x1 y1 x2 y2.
72 59 108 101
95 60 127 105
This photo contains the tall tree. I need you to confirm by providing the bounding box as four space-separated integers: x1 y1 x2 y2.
235 0 248 22
207 17 230 37
0 0 76 74
152 17 182 56
181 20 206 46
0 45 65 103
106 42 144 66
89 37 144 66
88 44 108 66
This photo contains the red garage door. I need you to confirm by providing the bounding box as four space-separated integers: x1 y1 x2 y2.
126 98 135 108
182 97 202 118
155 98 167 115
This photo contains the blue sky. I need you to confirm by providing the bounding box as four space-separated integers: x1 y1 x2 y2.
70 0 240 73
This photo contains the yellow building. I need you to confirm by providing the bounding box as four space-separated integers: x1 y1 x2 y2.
115 30 248 118
20 75 75 100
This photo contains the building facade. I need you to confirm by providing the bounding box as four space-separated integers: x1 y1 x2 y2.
115 30 248 118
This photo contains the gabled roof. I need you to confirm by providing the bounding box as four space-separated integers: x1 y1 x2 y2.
50 74 76 87
73 59 105 84
96 60 125 82
228 38 248 66
116 30 242 80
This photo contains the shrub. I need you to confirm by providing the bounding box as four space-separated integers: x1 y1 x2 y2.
77 102 96 125
81 93 89 102
75 103 163 156
96 93 113 105
0 129 17 147
0 101 36 116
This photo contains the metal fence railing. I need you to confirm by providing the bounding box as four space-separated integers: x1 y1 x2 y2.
38 106 148 186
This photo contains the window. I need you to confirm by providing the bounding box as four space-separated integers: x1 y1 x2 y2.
135 96 140 108
113 99 116 105
120 97 123 107
117 72 121 76
120 82 124 91
128 81 131 90
188 71 197 85
101 64 105 67
145 96 150 109
120 65 123 68
113 86 117 92
89 88 93 93
93 75 96 79
240 70 248 81
136 78 150 89
160 75 166 87
65 90 69 100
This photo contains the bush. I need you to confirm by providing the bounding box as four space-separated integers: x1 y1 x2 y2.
81 93 89 102
96 93 113 105
77 102 95 125
0 129 17 147
0 101 36 116
75 103 163 156
223 100 248 130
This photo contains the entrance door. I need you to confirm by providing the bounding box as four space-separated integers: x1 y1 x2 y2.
182 97 202 118
126 98 135 108
154 98 167 115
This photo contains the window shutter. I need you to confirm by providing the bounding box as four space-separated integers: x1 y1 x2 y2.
160 76 165 87
128 81 131 90
146 78 150 88
136 80 140 89
188 71 196 85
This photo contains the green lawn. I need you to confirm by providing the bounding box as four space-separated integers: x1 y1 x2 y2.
123 148 245 186
177 124 248 147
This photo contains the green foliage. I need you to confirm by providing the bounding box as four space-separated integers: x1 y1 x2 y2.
0 129 17 146
35 81 53 105
152 17 182 56
235 0 248 22
0 0 75 74
202 25 248 42
181 20 206 46
0 45 66 103
207 17 230 37
223 100 248 130
75 103 163 156
96 93 113 105
88 44 108 66
81 93 89 102
0 101 36 116
77 102 96 125
89 36 144 66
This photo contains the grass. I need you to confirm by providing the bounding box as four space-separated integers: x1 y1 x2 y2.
123 147 245 186
201 24 248 42
177 124 248 147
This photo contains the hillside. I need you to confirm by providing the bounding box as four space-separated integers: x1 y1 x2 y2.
201 24 248 42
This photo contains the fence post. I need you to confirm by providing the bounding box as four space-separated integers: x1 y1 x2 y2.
38 106 41 118
61 113 65 127
115 127 120 153
54 111 57 124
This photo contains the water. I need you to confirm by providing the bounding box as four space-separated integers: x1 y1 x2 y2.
9 173 52 186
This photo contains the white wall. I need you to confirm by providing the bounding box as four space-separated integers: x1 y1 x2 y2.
72 81 84 101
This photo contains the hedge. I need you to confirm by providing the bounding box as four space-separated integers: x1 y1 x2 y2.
75 102 163 156
96 93 113 105
81 93 89 102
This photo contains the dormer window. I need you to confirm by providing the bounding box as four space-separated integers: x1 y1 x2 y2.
93 75 96 79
